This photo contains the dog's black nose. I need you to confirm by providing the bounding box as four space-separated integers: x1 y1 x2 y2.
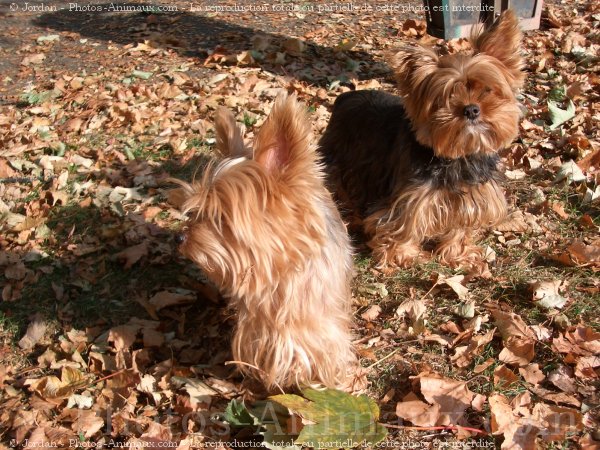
463 104 481 121
463 105 481 120
174 233 187 245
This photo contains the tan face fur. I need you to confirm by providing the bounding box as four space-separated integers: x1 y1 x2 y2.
389 10 524 159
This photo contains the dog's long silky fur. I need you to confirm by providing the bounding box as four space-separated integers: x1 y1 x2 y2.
319 10 522 268
174 94 355 390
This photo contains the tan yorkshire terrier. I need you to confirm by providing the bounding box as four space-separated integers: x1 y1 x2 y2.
172 93 355 390
319 10 524 269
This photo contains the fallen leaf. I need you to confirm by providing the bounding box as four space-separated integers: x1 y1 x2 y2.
454 300 475 319
396 299 426 322
436 273 469 300
395 392 441 427
575 355 600 379
18 314 47 350
530 279 568 309
553 160 586 184
547 365 577 393
282 38 305 56
115 241 149 269
519 363 546 385
21 53 46 66
108 324 140 351
548 98 576 130
493 365 519 387
148 290 196 310
532 403 583 442
417 374 475 426
473 358 495 374
566 327 600 354
361 305 382 321
451 329 495 368
499 336 536 366
491 309 536 340
489 394 541 450
172 376 217 409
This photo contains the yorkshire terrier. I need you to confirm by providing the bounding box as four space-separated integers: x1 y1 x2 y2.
319 10 524 268
172 94 355 390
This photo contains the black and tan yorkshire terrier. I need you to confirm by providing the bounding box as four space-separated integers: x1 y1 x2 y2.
172 93 355 391
320 10 524 269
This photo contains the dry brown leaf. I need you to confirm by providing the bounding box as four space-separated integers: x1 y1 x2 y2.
423 334 453 347
519 363 546 385
0 159 17 177
27 366 87 400
143 206 163 221
489 394 541 450
530 325 552 342
360 304 382 321
580 434 600 450
396 298 426 322
575 356 600 379
401 19 427 37
499 336 536 367
473 358 495 374
63 408 104 438
417 374 475 426
530 279 568 309
491 309 536 340
18 314 47 350
471 393 486 412
108 324 140 351
435 273 469 299
553 240 600 267
532 403 583 442
493 365 519 388
549 201 570 220
451 328 495 368
282 38 305 56
566 326 600 354
142 328 165 348
21 53 46 66
552 333 584 355
547 365 577 393
380 388 395 404
531 387 581 408
114 242 149 270
148 290 195 310
395 392 441 427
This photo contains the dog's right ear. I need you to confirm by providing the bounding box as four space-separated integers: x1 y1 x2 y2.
253 92 312 176
388 45 439 96
472 9 524 89
214 107 248 158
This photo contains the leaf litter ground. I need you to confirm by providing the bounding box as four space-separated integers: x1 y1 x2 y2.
0 1 599 449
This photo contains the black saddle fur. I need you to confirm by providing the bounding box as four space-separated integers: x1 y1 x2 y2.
319 90 502 216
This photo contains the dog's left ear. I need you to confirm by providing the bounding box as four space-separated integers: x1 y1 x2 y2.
253 92 312 174
214 107 248 158
473 9 524 88
388 45 439 96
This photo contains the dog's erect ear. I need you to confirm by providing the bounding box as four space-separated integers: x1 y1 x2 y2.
388 45 439 95
214 107 248 158
473 9 524 87
253 92 312 174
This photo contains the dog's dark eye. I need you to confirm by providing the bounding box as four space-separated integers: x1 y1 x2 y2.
478 87 493 99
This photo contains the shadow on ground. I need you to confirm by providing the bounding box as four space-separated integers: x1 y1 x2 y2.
32 2 386 87
0 151 232 379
